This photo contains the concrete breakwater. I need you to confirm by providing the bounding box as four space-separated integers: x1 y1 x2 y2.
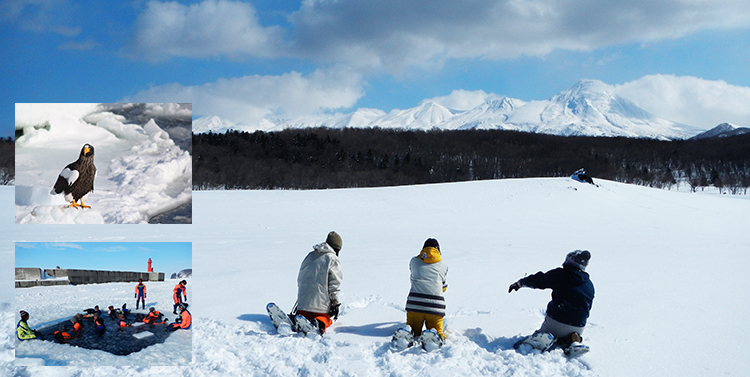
15 268 164 288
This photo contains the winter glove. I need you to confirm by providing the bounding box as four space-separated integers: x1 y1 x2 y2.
134 294 137 298
508 280 523 293
329 300 341 320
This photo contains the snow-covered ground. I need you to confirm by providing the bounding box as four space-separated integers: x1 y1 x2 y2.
3 177 750 376
14 103 192 224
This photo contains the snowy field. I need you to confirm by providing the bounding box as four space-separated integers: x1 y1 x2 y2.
14 103 192 224
3 177 750 376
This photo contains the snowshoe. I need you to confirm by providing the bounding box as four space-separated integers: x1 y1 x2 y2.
419 328 443 352
294 314 322 337
390 325 414 351
266 303 295 335
564 342 590 357
521 332 555 352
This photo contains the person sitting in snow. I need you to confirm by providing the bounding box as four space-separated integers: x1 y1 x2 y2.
173 280 188 314
405 238 449 341
294 231 343 335
16 310 42 341
168 303 191 332
508 250 595 349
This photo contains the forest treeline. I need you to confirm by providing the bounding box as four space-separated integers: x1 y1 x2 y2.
0 137 13 185
193 128 750 193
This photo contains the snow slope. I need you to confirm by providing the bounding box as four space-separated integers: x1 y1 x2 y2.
3 177 750 376
14 104 192 224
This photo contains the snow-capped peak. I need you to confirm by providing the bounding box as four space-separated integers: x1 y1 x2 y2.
192 79 707 139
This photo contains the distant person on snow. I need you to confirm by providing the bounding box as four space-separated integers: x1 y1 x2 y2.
135 278 147 309
168 303 191 332
508 250 595 348
16 310 42 340
294 231 343 335
173 280 188 314
405 238 449 340
572 168 596 186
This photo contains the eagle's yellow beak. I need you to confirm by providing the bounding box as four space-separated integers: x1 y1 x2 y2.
84 146 90 155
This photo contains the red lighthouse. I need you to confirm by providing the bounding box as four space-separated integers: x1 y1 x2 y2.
148 258 153 272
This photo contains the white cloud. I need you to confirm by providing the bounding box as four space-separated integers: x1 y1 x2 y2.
130 0 286 62
613 75 750 130
0 0 80 36
122 67 365 125
128 0 750 71
289 0 750 72
424 89 496 111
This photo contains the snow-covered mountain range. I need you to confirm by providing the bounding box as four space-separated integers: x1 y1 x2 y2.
193 79 710 140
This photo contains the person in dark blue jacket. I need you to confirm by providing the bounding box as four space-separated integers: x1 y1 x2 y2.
508 250 594 346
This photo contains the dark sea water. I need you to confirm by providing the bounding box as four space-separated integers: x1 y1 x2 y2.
36 312 174 356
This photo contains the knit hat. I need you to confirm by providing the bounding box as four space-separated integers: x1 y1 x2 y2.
564 250 591 271
423 238 440 251
326 231 343 253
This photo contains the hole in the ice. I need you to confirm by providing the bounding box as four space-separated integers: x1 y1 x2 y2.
35 311 175 356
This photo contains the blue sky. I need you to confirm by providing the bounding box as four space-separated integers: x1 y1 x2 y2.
15 242 192 277
3 0 750 138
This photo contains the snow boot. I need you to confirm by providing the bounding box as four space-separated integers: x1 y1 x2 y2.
294 314 322 337
266 303 295 335
522 332 555 352
419 328 443 352
391 325 414 351
564 342 590 357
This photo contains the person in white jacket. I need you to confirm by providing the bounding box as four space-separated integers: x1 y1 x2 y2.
405 238 448 340
295 231 343 334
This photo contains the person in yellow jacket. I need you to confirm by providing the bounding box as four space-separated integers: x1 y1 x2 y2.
405 238 449 340
17 310 42 340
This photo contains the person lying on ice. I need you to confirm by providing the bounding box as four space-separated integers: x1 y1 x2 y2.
135 278 147 310
294 231 343 335
173 280 188 314
121 303 131 316
508 250 595 349
16 310 42 341
168 303 191 332
405 238 448 340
